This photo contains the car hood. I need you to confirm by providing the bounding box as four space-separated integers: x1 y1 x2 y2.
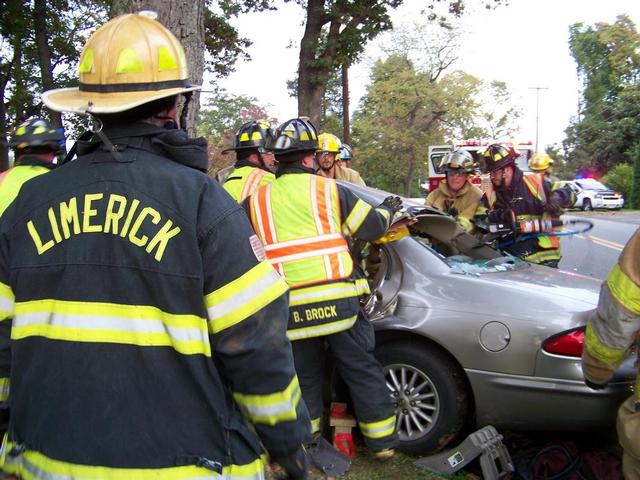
437 263 601 321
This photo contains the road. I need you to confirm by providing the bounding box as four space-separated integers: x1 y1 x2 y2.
558 211 640 279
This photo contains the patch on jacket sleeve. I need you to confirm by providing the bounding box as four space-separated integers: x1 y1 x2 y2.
249 234 266 261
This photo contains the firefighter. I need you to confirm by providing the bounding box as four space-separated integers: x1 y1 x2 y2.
425 149 486 232
222 120 276 202
245 118 400 460
338 143 353 169
582 228 640 480
0 118 63 216
483 144 573 268
0 13 310 480
528 152 558 182
316 132 366 186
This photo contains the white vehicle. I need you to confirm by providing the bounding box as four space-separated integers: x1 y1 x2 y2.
427 140 534 193
560 178 624 211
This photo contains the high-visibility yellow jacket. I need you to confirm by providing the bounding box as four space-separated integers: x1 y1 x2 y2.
223 161 274 202
247 169 392 341
0 123 309 480
0 157 55 216
583 228 640 391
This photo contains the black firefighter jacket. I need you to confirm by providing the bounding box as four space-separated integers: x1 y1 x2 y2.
0 123 309 479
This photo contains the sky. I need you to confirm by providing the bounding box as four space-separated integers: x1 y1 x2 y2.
211 0 640 151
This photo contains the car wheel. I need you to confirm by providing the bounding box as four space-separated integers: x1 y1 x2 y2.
582 199 593 211
375 341 469 455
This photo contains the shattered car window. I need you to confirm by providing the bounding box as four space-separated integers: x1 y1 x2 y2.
446 255 524 276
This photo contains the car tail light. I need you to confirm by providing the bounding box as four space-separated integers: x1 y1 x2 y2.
542 327 585 357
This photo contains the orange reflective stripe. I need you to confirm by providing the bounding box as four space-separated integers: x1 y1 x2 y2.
523 173 546 203
252 184 278 245
265 234 345 260
310 176 343 280
241 169 267 201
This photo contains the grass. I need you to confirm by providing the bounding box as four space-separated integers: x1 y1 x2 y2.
268 448 473 480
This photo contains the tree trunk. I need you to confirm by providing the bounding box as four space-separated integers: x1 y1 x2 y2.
33 0 63 131
297 0 327 128
342 64 351 145
403 158 415 197
109 0 204 137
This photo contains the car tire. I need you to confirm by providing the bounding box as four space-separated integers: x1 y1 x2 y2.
375 341 469 455
582 199 593 211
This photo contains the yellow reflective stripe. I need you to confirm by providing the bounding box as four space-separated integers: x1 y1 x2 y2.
311 417 321 434
233 376 301 426
359 415 396 439
0 440 266 480
0 282 14 319
607 263 640 315
585 322 627 366
354 278 370 295
116 47 143 74
157 46 178 71
289 282 359 307
78 48 93 74
376 206 391 223
205 260 288 334
0 377 9 402
524 249 561 264
342 199 372 236
12 300 210 356
287 316 357 341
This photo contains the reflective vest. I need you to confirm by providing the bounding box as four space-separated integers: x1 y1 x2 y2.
249 173 362 340
521 173 560 252
0 164 51 216
224 165 274 202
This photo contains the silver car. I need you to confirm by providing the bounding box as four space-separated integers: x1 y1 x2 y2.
346 182 635 455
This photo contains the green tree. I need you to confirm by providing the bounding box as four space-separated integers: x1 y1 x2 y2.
602 163 633 204
352 54 482 196
239 0 505 127
631 144 640 209
564 15 640 175
198 90 275 172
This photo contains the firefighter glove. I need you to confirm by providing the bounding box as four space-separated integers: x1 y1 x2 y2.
380 196 402 214
274 445 309 480
546 194 563 217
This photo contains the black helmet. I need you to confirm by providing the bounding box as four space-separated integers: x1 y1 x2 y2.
10 118 64 153
482 144 518 173
268 118 319 159
222 120 275 153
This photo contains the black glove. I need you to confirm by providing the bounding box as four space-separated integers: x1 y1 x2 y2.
546 194 563 217
488 208 514 225
584 378 607 391
380 195 402 215
274 445 309 480
447 207 459 217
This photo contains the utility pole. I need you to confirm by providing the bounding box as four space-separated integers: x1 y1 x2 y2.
528 86 548 152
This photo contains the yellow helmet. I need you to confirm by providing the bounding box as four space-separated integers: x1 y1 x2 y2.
529 152 553 171
42 13 200 114
317 133 342 153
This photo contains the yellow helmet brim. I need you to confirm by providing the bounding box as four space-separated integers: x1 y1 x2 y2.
42 84 201 114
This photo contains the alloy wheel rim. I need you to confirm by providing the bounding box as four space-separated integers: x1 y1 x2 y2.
384 362 440 441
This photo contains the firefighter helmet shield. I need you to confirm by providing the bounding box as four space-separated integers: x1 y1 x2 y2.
223 120 275 153
439 149 476 173
529 152 553 171
482 144 518 172
10 118 64 153
269 118 319 158
42 13 201 114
